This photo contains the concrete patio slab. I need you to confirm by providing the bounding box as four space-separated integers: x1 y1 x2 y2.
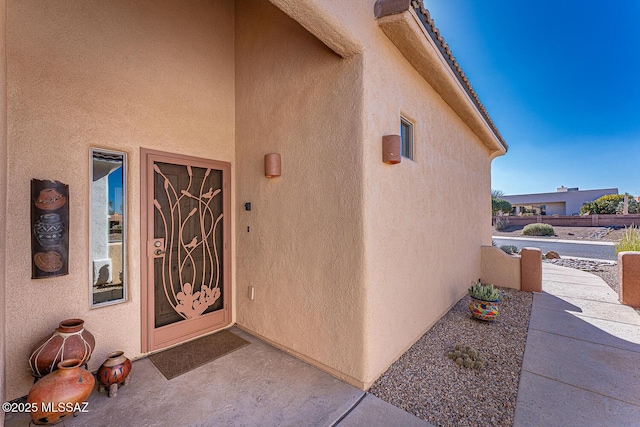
523 325 640 406
529 307 640 352
533 292 640 325
5 327 365 427
336 394 433 427
513 371 640 427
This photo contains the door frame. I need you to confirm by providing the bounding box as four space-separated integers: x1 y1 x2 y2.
140 148 232 353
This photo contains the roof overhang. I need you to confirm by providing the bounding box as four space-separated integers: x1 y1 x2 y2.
375 0 507 156
269 0 363 58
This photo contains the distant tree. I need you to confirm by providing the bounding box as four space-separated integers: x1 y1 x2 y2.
492 198 512 215
491 189 511 215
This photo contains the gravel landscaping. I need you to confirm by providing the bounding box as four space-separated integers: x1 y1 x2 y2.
369 226 633 426
369 287 533 427
493 225 625 242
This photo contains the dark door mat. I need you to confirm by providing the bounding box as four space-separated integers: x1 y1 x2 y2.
148 329 250 380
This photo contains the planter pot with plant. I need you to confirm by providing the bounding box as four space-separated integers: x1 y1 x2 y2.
468 279 500 321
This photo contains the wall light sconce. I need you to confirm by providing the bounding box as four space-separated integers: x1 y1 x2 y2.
264 153 281 177
382 135 401 164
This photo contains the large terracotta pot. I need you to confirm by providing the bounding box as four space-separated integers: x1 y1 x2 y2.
97 351 132 397
27 358 95 425
29 319 96 378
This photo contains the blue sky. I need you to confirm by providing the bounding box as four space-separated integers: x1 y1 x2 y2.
425 0 640 197
108 167 123 214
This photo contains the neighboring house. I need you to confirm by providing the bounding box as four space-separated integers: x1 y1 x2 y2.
503 186 618 216
0 0 508 401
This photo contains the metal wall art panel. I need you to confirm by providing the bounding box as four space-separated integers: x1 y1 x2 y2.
31 179 70 278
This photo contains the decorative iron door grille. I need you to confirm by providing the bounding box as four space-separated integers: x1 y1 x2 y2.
142 150 231 352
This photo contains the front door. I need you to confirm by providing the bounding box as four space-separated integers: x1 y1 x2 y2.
141 149 231 352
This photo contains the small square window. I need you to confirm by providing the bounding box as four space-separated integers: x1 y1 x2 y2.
400 117 414 160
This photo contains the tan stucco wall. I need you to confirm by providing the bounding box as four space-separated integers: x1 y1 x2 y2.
235 0 367 385
237 0 497 388
5 0 236 400
359 6 494 385
108 242 123 286
481 246 521 290
1 0 7 415
263 0 498 386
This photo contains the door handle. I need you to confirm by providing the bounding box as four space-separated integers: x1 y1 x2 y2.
149 238 166 257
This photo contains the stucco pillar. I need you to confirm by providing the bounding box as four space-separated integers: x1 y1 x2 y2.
1 0 7 417
618 252 640 308
520 248 542 292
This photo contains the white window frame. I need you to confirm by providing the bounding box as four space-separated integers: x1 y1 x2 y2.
400 117 414 160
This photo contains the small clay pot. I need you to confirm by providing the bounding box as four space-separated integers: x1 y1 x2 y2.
97 351 132 397
29 319 96 378
27 358 95 425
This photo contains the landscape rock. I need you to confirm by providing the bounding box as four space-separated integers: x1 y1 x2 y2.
545 250 561 259
545 258 616 272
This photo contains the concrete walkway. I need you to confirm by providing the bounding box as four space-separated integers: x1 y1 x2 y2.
513 263 640 426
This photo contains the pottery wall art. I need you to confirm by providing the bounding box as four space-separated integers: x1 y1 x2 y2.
31 179 69 278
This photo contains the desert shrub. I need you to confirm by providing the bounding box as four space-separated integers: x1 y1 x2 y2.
580 194 631 215
615 226 640 254
494 216 510 231
522 223 555 236
500 245 519 255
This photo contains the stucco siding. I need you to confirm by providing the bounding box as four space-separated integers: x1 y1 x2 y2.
544 202 566 216
235 0 367 385
360 25 493 385
4 0 236 400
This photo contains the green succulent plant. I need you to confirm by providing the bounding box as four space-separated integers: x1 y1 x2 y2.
468 279 500 302
446 343 486 370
